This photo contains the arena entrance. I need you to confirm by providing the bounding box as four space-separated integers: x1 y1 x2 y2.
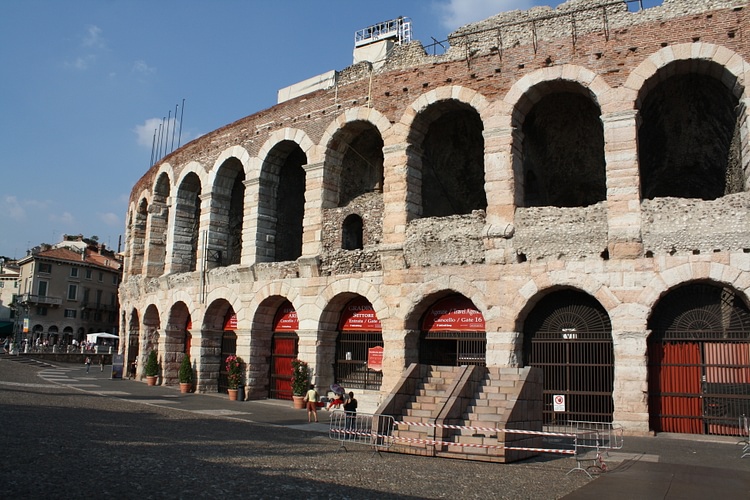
419 295 486 367
334 296 383 390
218 310 237 394
648 283 750 436
269 300 298 400
523 289 614 424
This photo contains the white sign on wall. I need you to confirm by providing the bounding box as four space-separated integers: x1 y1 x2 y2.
553 394 566 412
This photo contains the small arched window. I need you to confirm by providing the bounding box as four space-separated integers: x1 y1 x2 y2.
342 214 363 250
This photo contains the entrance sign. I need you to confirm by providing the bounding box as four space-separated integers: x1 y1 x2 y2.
368 346 384 371
421 296 485 332
553 394 566 412
339 297 382 331
224 312 237 330
273 301 299 331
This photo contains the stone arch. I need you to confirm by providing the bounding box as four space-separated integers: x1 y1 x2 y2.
504 65 612 208
314 279 388 332
257 134 309 263
141 304 161 359
403 276 490 332
207 155 246 267
626 43 749 200
163 301 193 385
399 86 490 219
144 171 172 277
129 197 148 276
171 168 204 273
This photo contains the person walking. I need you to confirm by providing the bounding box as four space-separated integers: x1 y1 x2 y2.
305 384 319 423
85 356 91 374
99 355 105 372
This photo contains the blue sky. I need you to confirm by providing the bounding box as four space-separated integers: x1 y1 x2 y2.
0 0 661 260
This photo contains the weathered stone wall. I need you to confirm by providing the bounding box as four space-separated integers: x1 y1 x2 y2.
120 0 750 432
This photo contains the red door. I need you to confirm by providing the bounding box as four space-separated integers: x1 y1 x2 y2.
270 334 297 400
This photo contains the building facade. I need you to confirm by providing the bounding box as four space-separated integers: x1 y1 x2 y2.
120 0 750 437
0 261 20 338
14 236 123 349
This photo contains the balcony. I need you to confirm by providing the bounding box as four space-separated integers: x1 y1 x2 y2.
18 293 63 307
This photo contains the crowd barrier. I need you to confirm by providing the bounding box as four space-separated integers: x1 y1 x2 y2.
328 410 395 455
740 415 750 459
329 413 625 472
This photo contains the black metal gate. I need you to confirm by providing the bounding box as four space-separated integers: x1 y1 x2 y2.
648 284 750 436
419 331 487 366
523 290 614 424
334 331 383 390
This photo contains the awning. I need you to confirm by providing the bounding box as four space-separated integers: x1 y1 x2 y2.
86 332 119 343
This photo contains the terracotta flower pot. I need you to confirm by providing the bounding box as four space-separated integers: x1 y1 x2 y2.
146 375 158 386
180 382 192 394
228 388 239 401
292 395 306 409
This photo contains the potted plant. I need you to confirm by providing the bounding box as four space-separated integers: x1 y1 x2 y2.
291 358 310 409
144 349 160 386
225 355 242 401
178 354 193 393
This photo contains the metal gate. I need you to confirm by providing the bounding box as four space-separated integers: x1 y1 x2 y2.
218 331 237 394
270 332 298 400
524 290 614 424
335 331 383 390
648 284 750 436
419 331 487 366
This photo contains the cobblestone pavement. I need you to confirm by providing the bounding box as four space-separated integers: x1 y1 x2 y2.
1 356 747 499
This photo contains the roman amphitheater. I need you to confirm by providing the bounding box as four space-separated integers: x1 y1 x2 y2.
120 0 750 457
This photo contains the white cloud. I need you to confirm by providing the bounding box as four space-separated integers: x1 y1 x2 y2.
134 117 181 150
82 25 105 49
437 0 551 31
132 60 156 75
99 212 120 227
49 211 74 225
2 196 26 221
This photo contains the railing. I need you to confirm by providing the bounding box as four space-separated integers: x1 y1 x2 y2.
18 293 62 306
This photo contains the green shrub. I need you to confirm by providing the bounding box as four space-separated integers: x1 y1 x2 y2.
144 350 159 377
179 355 193 384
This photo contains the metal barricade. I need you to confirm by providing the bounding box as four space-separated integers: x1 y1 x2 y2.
328 410 395 455
740 415 750 458
564 421 624 478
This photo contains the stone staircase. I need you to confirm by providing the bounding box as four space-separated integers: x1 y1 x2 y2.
389 365 461 456
377 364 543 463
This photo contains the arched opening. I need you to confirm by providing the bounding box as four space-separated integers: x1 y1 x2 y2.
172 173 202 272
210 158 245 267
337 122 384 207
520 87 606 207
164 302 192 386
342 214 363 250
130 199 148 275
269 300 299 400
419 294 486 366
335 296 383 390
258 141 306 263
647 283 750 436
219 309 237 394
639 68 742 200
522 289 614 424
146 173 170 277
127 309 140 375
413 101 486 217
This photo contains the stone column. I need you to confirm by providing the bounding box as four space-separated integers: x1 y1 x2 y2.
246 330 272 400
196 328 222 393
482 125 517 265
612 329 650 434
602 110 643 259
301 161 325 258
241 177 260 265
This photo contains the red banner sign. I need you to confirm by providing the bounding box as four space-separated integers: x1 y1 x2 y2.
368 346 384 372
421 296 485 332
338 297 382 332
224 312 237 331
273 301 299 331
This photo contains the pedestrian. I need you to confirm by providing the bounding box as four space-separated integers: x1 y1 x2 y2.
129 359 137 379
3 337 9 354
85 356 91 374
99 355 105 372
304 384 319 423
344 391 358 433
